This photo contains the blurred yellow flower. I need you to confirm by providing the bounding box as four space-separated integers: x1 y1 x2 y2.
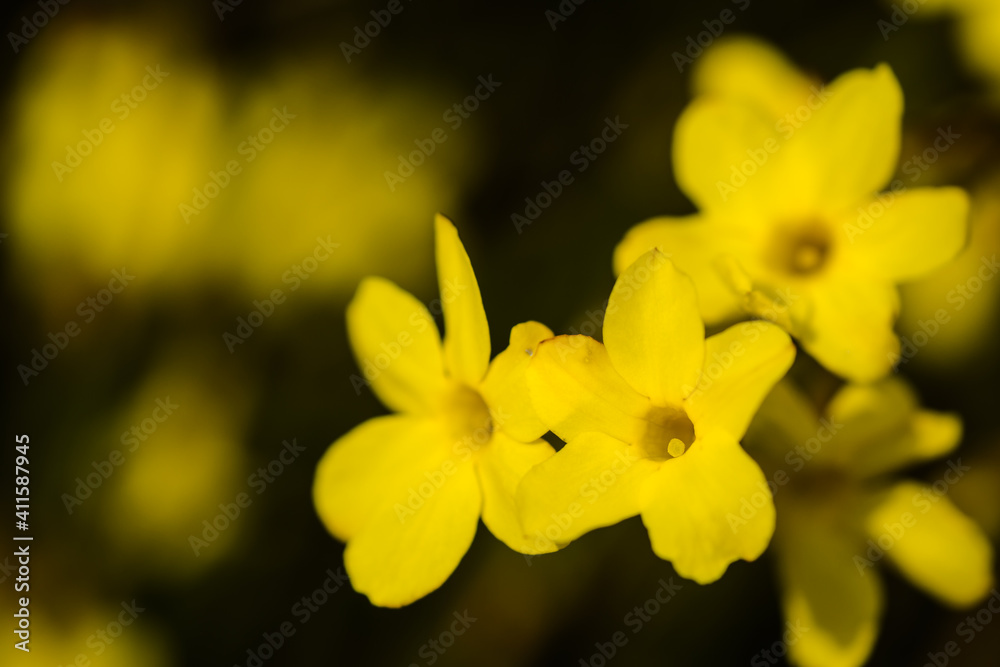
5 21 477 311
614 38 969 382
898 173 1000 369
97 345 252 577
745 378 994 667
920 0 1000 91
313 215 557 607
517 250 795 584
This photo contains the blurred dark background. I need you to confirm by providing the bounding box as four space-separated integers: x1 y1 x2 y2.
2 0 999 665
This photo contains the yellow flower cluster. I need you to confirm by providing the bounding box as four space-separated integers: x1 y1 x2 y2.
313 37 993 667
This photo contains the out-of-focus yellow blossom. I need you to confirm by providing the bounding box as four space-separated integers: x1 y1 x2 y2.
517 250 795 584
216 58 478 298
19 604 171 667
614 38 969 382
102 350 251 576
4 21 226 309
898 174 1000 369
5 22 476 312
313 215 557 607
920 0 1000 90
745 378 994 667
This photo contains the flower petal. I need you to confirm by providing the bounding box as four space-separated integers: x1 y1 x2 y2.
346 277 446 415
477 431 557 554
842 187 969 282
343 441 482 608
745 380 824 465
863 481 994 607
526 335 652 444
673 95 785 214
685 320 795 441
825 379 963 479
604 251 705 405
435 214 491 384
516 432 659 545
692 36 816 120
314 415 446 542
783 64 903 214
613 215 749 323
479 321 554 442
640 434 775 583
775 499 882 667
795 279 900 382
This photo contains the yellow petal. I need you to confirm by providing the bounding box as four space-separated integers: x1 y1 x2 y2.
313 415 444 542
673 95 784 214
783 64 903 215
435 214 491 384
604 251 704 405
346 277 446 415
477 431 557 554
613 215 749 323
686 320 795 441
795 279 900 382
842 187 969 281
526 335 652 444
863 481 994 607
693 36 816 121
775 499 882 667
344 441 482 607
745 380 823 465
825 379 963 479
479 321 554 442
640 433 775 583
516 432 659 545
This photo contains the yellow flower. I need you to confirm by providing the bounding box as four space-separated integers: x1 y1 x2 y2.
918 0 1000 91
313 215 557 607
517 249 795 583
745 378 994 667
614 38 969 382
898 174 1000 369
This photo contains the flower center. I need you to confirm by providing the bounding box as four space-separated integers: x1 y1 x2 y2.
637 405 696 461
442 383 494 450
768 221 833 277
